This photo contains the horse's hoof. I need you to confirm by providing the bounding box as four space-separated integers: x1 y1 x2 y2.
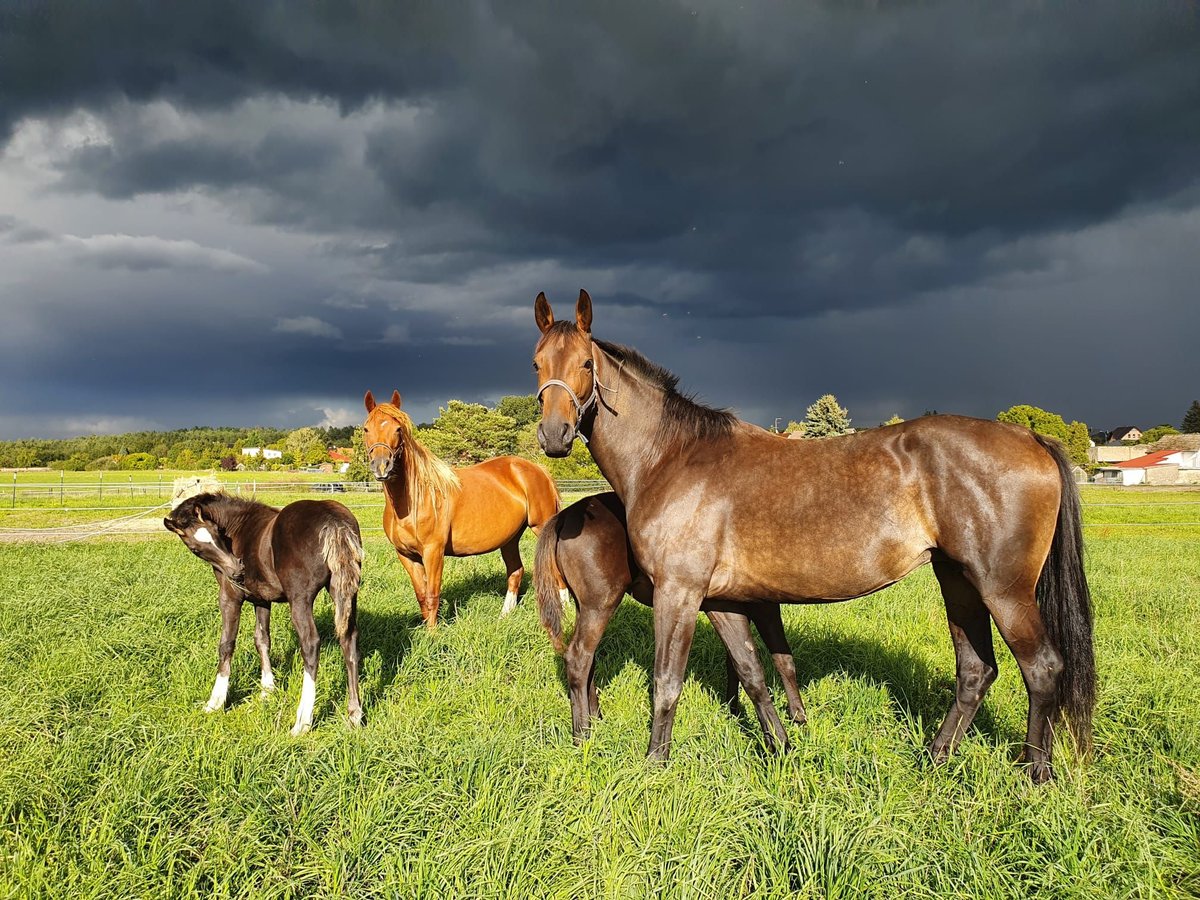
203 702 223 714
348 711 364 729
290 722 311 737
1026 761 1054 784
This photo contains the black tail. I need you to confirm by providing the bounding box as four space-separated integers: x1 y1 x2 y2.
534 513 567 654
321 521 363 639
1032 433 1097 753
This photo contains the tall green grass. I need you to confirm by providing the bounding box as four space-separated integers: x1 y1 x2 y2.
1 523 1198 898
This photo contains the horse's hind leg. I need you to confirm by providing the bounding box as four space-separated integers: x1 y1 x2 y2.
288 594 321 736
747 603 806 725
500 536 524 617
337 590 363 728
930 562 998 762
564 584 623 740
706 609 790 754
981 583 1063 783
254 603 275 696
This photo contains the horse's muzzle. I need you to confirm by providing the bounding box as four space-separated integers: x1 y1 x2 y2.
371 457 394 480
538 420 575 458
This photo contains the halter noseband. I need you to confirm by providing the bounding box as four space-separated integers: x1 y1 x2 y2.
537 376 599 445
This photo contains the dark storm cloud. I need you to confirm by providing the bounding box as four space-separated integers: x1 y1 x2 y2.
0 1 1198 437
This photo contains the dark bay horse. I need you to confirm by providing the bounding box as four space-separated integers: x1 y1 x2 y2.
363 390 560 628
164 493 363 735
532 290 1095 782
535 492 807 742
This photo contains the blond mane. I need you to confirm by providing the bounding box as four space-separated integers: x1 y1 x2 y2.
370 403 461 512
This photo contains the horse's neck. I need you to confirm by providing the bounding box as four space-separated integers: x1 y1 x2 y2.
585 346 672 502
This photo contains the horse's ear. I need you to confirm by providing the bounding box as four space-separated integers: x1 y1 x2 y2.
193 503 205 522
535 292 554 334
391 390 402 408
163 517 180 534
364 390 376 413
576 289 592 334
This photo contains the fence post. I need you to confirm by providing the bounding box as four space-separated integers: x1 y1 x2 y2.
61 470 64 506
129 475 133 498
10 474 14 509
99 472 103 501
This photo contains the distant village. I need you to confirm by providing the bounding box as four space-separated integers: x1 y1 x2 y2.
1088 426 1200 486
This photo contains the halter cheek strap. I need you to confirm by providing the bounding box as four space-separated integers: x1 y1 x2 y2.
537 377 599 444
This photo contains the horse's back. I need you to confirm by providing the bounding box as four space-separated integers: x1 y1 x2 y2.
635 414 1063 600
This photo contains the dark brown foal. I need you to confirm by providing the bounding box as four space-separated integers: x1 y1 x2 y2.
165 493 364 735
535 492 805 749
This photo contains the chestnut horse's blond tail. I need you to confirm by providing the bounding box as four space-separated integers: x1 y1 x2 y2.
534 514 567 654
321 521 363 639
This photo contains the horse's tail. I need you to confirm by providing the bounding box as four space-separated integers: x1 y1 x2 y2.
321 520 363 640
1032 432 1097 753
534 514 567 654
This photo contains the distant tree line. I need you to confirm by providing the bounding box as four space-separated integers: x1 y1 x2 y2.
7 395 1194 477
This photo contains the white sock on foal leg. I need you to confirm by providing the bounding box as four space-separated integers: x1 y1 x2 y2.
290 671 317 736
205 674 230 713
260 670 276 696
501 590 519 616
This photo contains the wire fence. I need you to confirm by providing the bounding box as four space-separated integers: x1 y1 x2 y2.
2 476 612 509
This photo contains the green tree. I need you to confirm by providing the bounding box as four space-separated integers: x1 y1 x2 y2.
997 404 1090 467
421 401 518 465
797 394 852 438
783 420 805 435
997 404 1070 441
882 414 905 427
285 427 327 466
496 395 540 427
1065 421 1091 469
120 452 158 471
1182 401 1200 434
1139 425 1180 445
345 427 372 482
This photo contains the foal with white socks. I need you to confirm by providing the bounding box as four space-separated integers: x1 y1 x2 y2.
165 493 364 735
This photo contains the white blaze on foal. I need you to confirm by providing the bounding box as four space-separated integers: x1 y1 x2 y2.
291 671 317 736
193 526 215 545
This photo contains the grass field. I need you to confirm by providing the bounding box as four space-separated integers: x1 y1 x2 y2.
1 493 1198 897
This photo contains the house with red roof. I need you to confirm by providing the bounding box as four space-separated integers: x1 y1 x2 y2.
1095 448 1200 486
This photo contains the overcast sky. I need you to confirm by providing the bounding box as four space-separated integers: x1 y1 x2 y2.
1 1 1198 439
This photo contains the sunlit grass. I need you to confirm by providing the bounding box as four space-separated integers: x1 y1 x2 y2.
0 519 1198 897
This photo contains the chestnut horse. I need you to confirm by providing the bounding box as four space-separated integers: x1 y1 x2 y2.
535 491 807 741
164 493 363 735
532 290 1095 783
363 390 560 628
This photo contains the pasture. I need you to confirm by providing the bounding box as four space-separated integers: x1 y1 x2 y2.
1 489 1198 898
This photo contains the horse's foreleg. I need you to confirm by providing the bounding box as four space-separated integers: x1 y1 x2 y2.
706 609 790 754
746 603 806 725
500 536 525 617
253 603 275 696
396 553 430 625
205 589 242 712
421 544 446 630
648 583 704 761
288 596 321 736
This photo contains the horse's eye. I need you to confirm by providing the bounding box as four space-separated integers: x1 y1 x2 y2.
583 359 593 370
532 361 539 372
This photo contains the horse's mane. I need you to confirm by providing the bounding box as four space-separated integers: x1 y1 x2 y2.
371 403 461 509
593 337 737 447
168 492 278 539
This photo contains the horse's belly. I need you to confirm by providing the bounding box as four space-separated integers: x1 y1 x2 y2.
708 545 932 602
445 502 527 556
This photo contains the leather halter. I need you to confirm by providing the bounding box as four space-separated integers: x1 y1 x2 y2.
537 375 599 444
